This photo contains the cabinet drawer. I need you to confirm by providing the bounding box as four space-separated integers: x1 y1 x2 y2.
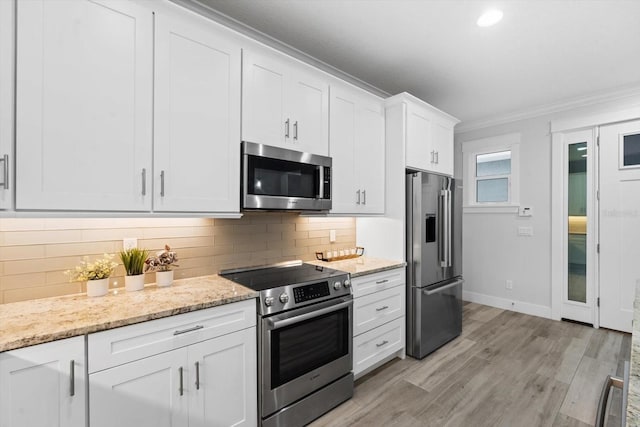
88 299 256 373
353 317 404 377
351 268 404 298
354 285 405 336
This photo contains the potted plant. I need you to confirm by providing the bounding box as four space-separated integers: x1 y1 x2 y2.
145 245 179 287
65 254 118 297
119 248 149 292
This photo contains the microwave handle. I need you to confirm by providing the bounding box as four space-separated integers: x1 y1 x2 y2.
316 165 323 199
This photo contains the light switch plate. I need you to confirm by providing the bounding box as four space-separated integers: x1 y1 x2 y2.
517 226 533 236
329 229 336 243
123 238 138 250
518 206 533 217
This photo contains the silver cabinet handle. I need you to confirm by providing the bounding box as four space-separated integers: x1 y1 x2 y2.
0 154 8 190
376 279 388 285
430 150 435 163
179 366 184 396
376 340 388 348
195 361 200 390
435 151 439 164
376 305 389 312
173 325 204 335
362 189 366 205
293 121 298 140
595 375 624 427
141 168 146 196
285 119 290 138
160 170 165 197
69 360 75 397
356 189 361 205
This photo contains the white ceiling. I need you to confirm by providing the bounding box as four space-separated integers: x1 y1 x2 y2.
195 0 640 129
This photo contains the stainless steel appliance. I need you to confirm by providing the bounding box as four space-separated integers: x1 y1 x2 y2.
242 141 332 211
406 171 463 359
221 261 353 427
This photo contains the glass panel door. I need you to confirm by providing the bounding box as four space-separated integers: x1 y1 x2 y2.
567 142 587 303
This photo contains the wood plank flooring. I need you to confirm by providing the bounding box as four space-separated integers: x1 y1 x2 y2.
311 302 631 427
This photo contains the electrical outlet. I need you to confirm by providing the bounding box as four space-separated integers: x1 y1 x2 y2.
123 238 138 250
329 229 336 243
506 280 513 290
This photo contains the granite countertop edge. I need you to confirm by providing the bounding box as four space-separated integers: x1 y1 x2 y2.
0 276 258 353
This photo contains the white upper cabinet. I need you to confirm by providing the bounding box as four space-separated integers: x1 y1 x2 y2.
398 93 459 176
330 82 385 214
242 48 329 156
16 0 153 211
0 336 86 427
0 0 13 210
153 3 241 213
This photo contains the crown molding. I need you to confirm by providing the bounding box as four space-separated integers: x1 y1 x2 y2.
170 0 390 99
456 83 640 134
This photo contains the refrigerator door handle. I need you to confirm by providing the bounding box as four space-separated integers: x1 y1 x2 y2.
447 189 453 267
440 189 448 267
423 279 464 295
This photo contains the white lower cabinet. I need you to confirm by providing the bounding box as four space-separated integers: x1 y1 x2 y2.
0 336 86 427
89 300 257 427
351 268 405 379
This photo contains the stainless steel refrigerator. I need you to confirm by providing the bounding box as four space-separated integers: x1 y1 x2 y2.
406 171 463 359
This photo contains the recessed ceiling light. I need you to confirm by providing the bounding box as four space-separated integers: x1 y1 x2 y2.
477 9 503 27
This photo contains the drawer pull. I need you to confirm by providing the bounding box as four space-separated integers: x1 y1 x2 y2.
173 325 204 335
376 340 389 348
376 305 389 312
376 279 389 285
179 366 184 396
195 361 200 390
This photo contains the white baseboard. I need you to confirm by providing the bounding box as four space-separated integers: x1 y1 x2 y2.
463 291 552 319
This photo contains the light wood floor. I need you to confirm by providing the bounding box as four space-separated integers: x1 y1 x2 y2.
311 302 631 427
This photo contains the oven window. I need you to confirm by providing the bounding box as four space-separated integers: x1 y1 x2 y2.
248 156 318 198
270 307 349 389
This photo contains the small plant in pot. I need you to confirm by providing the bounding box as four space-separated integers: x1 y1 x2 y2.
119 248 149 292
65 254 118 297
145 245 179 287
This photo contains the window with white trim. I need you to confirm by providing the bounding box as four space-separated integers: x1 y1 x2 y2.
462 133 520 212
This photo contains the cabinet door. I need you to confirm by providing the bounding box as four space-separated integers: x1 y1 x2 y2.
405 103 433 172
188 328 257 427
356 96 385 214
0 0 13 210
329 86 358 213
242 49 288 149
431 120 454 176
16 0 153 211
154 4 241 213
0 336 85 427
288 69 329 156
90 349 188 427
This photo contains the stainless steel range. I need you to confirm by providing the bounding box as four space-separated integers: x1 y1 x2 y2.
221 261 353 427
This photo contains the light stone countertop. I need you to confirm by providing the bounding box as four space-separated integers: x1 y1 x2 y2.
0 275 257 352
307 256 406 278
628 282 640 424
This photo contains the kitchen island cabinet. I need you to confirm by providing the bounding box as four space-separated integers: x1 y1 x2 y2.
0 336 86 427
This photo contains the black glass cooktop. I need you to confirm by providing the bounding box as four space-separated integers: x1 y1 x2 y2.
220 262 347 292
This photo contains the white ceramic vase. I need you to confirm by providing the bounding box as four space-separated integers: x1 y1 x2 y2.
86 278 109 297
156 270 174 287
124 274 145 292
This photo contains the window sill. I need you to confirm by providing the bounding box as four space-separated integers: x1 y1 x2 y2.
463 205 519 214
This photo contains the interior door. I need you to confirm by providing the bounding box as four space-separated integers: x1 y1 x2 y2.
599 119 640 332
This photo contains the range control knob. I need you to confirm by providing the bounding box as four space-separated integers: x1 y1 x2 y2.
343 279 351 288
333 281 342 290
279 293 289 304
264 296 275 307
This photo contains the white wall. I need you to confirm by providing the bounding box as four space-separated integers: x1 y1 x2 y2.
455 93 640 318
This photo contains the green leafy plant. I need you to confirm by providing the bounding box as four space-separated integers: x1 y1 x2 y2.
65 254 118 282
119 248 149 276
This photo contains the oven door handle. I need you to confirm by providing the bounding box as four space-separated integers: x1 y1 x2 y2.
267 300 352 331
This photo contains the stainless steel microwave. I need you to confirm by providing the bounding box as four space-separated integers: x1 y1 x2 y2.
242 141 332 211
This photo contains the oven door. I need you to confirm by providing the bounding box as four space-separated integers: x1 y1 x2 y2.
261 296 353 417
242 141 332 211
